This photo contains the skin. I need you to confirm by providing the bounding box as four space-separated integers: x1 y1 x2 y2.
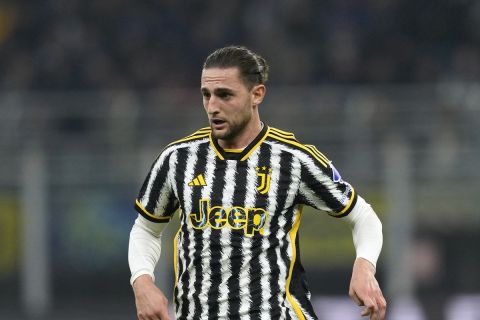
350 258 387 320
132 66 386 320
200 67 265 149
133 275 170 320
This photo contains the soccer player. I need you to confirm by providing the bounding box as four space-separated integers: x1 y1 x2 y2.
128 46 386 320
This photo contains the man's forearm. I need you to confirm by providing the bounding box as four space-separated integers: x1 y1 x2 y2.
128 215 165 285
343 196 383 267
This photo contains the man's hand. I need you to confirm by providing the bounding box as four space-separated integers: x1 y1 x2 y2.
349 258 387 320
132 275 171 320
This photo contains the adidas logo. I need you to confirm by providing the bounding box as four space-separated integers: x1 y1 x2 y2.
188 174 206 187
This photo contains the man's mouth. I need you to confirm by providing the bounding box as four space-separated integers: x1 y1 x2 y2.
211 119 226 126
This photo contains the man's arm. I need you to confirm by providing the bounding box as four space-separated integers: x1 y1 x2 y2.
343 196 387 320
128 215 170 320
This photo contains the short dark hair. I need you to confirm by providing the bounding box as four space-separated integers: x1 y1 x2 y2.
203 46 269 89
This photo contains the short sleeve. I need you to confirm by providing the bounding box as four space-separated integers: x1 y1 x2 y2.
296 146 357 218
134 149 179 223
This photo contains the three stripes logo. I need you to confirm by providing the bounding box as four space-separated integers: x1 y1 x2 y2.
256 166 272 194
188 174 207 187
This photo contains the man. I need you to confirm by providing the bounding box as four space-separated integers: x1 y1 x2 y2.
129 46 386 320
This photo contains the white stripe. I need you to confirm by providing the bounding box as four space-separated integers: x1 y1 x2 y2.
156 180 172 213
176 143 200 316
155 152 177 214
245 151 260 207
239 151 260 319
168 151 181 313
198 148 217 319
167 151 179 207
217 160 237 318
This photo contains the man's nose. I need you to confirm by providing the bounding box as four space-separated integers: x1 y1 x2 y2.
206 96 219 114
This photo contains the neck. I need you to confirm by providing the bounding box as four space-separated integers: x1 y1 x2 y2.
218 121 263 150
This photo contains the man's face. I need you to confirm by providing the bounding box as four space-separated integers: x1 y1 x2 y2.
201 67 254 141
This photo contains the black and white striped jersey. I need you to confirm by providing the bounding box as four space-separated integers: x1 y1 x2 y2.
135 124 357 320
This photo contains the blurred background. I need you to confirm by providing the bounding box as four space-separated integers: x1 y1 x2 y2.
0 0 479 319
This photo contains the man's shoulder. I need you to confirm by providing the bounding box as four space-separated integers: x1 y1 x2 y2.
166 127 212 148
267 126 297 140
266 126 330 167
266 126 304 149
154 127 211 161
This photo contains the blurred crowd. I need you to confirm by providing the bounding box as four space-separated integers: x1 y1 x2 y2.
0 0 479 90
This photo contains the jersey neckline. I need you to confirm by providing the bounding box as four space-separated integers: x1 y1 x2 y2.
209 124 270 161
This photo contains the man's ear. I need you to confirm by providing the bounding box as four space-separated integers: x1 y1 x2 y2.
252 84 266 106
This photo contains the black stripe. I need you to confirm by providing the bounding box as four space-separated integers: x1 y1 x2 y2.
206 158 228 318
226 160 249 318
248 143 272 319
190 143 210 318
137 171 152 200
270 150 295 317
163 197 179 218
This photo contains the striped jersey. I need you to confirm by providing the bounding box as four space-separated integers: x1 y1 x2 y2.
134 124 357 320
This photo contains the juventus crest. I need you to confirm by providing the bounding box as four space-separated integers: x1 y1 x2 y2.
256 166 272 194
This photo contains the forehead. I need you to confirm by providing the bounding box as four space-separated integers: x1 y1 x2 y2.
201 67 246 90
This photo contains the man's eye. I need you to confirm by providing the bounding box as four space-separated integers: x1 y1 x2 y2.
218 92 231 99
202 92 210 98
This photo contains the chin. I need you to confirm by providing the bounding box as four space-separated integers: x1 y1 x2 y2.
213 128 236 141
211 128 227 139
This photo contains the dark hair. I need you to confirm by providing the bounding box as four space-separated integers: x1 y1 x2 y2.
203 46 269 88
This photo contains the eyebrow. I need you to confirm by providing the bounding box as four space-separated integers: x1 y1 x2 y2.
201 87 235 94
